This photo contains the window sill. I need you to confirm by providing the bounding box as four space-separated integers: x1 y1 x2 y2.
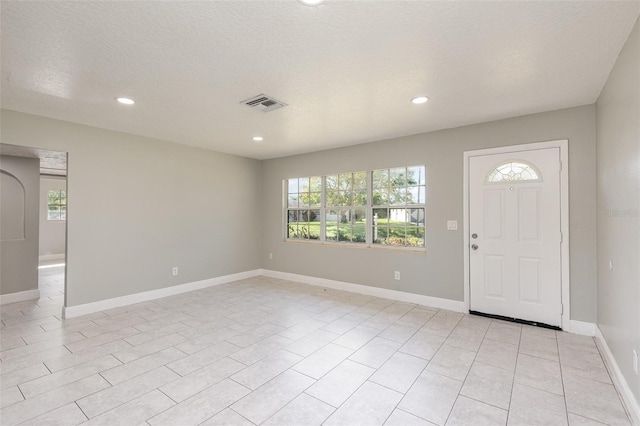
284 239 426 253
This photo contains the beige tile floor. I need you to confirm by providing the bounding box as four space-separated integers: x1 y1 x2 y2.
0 265 632 425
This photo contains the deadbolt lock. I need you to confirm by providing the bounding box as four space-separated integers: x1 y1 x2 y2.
471 233 478 239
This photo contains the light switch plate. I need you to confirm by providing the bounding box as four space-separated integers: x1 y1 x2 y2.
447 220 458 231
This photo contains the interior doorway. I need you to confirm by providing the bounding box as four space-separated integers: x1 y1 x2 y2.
0 143 68 313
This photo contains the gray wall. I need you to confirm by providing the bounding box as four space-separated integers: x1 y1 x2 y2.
1 155 40 295
262 105 597 322
39 176 67 257
0 106 600 321
596 17 640 403
0 110 263 307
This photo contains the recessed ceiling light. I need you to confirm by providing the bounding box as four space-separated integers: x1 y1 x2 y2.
116 97 135 105
252 136 264 142
298 0 325 6
411 96 429 105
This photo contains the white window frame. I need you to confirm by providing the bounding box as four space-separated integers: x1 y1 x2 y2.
47 189 67 222
285 176 322 242
371 166 426 249
283 165 426 252
324 171 368 244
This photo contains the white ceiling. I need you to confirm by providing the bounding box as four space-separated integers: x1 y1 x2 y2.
2 1 639 160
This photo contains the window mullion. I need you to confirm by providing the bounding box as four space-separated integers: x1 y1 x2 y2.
366 171 372 245
404 182 408 247
283 180 288 241
320 176 326 242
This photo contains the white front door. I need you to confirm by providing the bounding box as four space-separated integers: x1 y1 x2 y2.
469 147 562 327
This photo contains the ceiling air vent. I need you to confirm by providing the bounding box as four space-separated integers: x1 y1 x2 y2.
241 94 287 112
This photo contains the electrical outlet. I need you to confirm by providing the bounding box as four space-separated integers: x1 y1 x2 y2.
394 271 400 280
269 253 273 260
172 267 178 276
633 350 638 375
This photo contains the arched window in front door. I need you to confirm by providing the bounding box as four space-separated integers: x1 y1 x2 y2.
485 161 541 184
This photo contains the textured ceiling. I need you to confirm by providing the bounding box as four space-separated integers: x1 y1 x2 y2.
1 1 639 160
0 144 67 176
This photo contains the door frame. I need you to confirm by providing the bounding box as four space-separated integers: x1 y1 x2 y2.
463 140 570 330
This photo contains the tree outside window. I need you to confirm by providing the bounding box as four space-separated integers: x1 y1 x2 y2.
372 166 425 247
47 190 66 221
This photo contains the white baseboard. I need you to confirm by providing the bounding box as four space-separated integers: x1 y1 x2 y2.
595 326 640 425
568 320 596 336
60 268 594 340
63 268 462 320
63 269 262 318
39 254 65 262
261 269 465 312
0 289 40 305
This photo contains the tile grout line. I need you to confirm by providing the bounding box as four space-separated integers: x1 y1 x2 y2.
2 275 631 426
157 387 180 405
556 331 571 425
74 400 90 422
442 317 492 424
228 406 257 425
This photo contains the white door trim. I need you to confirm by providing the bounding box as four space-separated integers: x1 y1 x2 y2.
463 140 570 330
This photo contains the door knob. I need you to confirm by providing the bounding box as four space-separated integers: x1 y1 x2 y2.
471 244 478 250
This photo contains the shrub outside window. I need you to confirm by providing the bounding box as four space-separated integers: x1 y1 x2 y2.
285 165 426 250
